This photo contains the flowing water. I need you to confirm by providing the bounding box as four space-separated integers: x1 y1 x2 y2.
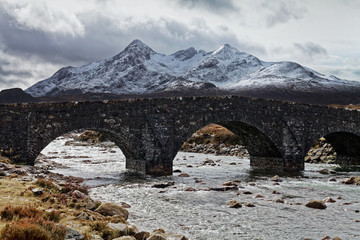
36 134 360 240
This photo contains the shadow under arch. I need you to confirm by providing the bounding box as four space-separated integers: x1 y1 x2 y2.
30 128 144 173
323 132 360 165
174 121 283 172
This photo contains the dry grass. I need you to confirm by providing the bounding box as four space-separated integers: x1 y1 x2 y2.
0 218 66 240
182 124 242 148
0 206 42 221
328 104 360 110
0 178 79 238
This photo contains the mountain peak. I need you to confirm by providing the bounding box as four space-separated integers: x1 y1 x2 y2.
126 39 153 51
211 43 241 60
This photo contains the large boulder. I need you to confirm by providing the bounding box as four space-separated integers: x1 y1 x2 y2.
305 200 327 209
95 203 129 220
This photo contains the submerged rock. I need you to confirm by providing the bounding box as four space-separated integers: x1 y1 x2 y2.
244 202 255 207
178 173 190 177
227 200 242 208
318 169 329 174
323 197 336 203
152 181 175 188
305 200 327 209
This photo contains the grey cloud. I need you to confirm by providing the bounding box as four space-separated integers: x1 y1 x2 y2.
0 6 265 89
176 0 239 14
262 1 307 27
0 78 28 88
352 70 360 77
1 7 264 64
0 65 33 78
294 42 328 59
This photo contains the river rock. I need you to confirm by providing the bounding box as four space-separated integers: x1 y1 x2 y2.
344 176 360 185
318 169 329 174
222 181 238 186
120 202 131 208
227 200 242 208
164 233 188 240
202 159 215 165
90 235 103 240
95 203 129 219
178 173 190 177
107 222 128 235
244 202 255 207
148 234 166 240
65 227 84 240
77 212 94 221
127 225 139 235
305 200 327 209
134 231 150 240
323 197 336 203
113 237 135 240
73 190 87 199
32 187 44 196
270 175 282 182
153 229 165 234
152 182 175 188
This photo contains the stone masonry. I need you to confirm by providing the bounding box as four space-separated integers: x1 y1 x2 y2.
1 96 360 176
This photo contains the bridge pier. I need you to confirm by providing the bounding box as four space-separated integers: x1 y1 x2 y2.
126 159 146 175
250 156 283 170
250 155 304 172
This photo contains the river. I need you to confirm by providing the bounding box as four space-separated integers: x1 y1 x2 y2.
36 134 360 240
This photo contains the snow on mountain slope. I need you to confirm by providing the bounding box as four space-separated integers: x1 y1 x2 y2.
25 39 360 97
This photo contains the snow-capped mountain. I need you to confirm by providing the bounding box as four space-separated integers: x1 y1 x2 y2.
26 39 360 103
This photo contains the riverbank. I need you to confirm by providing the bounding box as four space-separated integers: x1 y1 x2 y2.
0 156 188 240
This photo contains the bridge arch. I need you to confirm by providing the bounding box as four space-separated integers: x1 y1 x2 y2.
28 127 144 173
172 121 284 173
323 132 360 165
305 131 360 166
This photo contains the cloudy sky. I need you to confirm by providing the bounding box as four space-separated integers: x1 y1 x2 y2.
0 0 359 91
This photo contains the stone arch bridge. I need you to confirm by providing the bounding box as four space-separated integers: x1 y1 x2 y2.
1 96 360 176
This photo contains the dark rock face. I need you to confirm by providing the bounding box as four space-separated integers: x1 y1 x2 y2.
0 88 36 104
0 95 359 176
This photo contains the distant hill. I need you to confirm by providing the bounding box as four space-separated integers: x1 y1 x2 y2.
0 88 36 104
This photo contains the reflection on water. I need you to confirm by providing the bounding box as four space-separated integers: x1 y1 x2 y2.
37 135 360 240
